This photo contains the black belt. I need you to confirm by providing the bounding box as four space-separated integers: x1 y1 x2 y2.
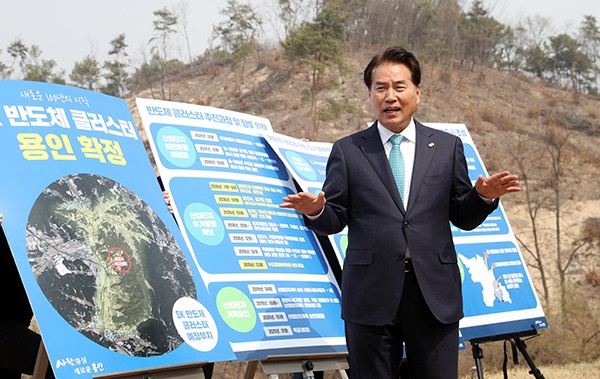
404 258 413 273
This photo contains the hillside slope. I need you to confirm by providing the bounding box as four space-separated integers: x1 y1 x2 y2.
131 48 600 185
129 47 600 229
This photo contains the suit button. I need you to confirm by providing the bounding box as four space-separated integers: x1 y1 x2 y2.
404 222 410 228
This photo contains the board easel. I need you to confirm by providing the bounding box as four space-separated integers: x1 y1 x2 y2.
33 340 49 379
469 329 545 379
244 353 349 379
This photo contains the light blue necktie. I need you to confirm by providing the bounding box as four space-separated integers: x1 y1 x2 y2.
389 134 405 203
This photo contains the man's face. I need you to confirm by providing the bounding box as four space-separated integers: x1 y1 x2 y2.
368 62 421 133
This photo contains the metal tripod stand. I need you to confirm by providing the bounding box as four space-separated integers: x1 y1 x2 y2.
470 330 545 379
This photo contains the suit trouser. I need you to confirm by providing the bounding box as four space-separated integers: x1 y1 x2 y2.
345 269 459 379
0 318 54 379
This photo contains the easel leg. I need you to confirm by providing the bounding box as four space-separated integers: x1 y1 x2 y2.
33 340 49 379
471 342 485 379
244 361 259 379
513 338 545 379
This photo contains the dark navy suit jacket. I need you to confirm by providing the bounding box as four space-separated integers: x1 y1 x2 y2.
306 120 498 326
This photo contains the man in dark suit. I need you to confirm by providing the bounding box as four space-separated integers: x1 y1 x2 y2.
280 46 520 379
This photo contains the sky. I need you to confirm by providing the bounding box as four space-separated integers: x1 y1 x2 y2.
0 0 228 72
469 0 598 31
0 0 598 74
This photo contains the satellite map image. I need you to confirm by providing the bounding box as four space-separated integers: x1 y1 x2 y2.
25 173 197 356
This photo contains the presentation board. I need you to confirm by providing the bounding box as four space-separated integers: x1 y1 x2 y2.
426 123 548 341
0 80 235 379
136 98 347 362
261 132 347 268
262 124 548 345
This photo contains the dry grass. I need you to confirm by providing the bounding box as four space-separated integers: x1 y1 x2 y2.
23 360 600 379
459 359 600 379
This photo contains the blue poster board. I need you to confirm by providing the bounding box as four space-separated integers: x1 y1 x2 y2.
262 132 347 267
136 98 347 361
426 123 548 341
0 80 235 379
263 123 548 346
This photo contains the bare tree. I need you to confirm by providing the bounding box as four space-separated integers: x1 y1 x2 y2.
540 118 590 313
509 132 551 304
173 1 193 64
266 0 313 42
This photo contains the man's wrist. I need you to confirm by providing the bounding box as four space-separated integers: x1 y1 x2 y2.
477 191 495 204
305 206 325 219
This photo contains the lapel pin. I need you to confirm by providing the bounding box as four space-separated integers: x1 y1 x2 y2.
428 142 435 148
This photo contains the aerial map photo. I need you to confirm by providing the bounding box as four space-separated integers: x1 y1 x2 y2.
25 173 197 356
